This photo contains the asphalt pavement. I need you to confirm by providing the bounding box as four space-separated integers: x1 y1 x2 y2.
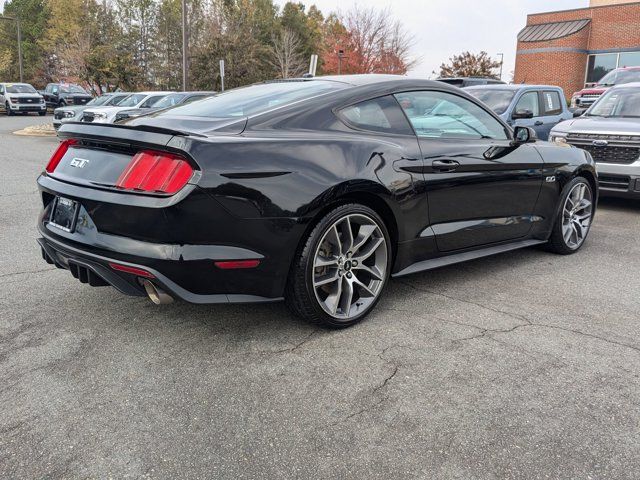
1 114 639 479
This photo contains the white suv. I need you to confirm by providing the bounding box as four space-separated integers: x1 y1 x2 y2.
81 92 172 124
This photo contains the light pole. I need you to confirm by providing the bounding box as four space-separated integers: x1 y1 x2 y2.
497 53 504 81
0 15 23 82
337 49 345 75
181 0 188 91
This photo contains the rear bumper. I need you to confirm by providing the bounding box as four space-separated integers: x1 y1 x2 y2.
36 174 301 303
37 231 282 304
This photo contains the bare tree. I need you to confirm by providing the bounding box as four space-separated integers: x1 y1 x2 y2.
270 28 307 79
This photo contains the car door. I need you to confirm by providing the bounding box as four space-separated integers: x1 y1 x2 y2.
536 90 564 141
511 90 546 138
396 89 543 252
0 85 5 110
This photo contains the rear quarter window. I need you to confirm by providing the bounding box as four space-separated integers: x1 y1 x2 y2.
339 96 414 135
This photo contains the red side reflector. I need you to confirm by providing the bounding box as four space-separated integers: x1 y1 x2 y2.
46 139 78 173
109 262 155 278
116 150 193 194
214 260 261 270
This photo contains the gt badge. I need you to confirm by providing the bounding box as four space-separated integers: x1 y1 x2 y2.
70 158 90 168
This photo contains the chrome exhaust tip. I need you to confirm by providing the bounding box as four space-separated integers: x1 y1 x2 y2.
142 279 174 305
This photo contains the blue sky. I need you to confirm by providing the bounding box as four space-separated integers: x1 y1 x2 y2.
275 0 589 79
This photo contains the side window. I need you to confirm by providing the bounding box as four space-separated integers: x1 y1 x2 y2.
52 85 59 95
339 95 413 135
183 95 207 104
514 91 540 117
141 95 162 108
395 90 508 140
0 85 4 94
542 91 562 115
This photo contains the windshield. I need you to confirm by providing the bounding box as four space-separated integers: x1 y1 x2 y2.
597 69 640 86
588 87 640 117
465 89 516 115
158 81 347 118
6 84 37 94
117 94 146 107
108 94 131 106
60 84 88 94
87 95 113 106
153 93 187 109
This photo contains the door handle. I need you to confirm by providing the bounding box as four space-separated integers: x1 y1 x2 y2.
432 159 460 172
534 121 544 126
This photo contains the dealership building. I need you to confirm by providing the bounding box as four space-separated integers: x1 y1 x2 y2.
514 0 640 98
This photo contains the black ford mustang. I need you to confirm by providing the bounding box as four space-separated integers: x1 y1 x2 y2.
37 75 597 327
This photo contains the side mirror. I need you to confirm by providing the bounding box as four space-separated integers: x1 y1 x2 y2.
573 108 587 118
512 109 534 119
512 126 537 145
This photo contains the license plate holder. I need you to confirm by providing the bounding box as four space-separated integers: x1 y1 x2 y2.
49 197 79 233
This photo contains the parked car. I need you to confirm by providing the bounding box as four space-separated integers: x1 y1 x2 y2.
551 82 640 199
81 91 172 124
464 84 572 140
114 91 216 122
571 66 640 108
43 83 93 110
436 77 505 88
53 92 132 130
38 75 597 327
0 82 46 116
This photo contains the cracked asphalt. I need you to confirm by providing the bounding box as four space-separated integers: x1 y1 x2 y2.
1 115 640 479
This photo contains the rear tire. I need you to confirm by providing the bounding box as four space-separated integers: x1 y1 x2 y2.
286 203 392 328
38 111 46 116
546 176 594 255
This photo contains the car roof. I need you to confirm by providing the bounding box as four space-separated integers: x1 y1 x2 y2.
463 84 562 91
610 81 640 89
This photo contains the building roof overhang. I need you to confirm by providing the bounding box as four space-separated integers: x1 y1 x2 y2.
518 19 591 43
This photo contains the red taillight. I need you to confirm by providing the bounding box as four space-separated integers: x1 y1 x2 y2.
115 150 193 194
214 260 261 270
46 139 78 173
108 262 155 279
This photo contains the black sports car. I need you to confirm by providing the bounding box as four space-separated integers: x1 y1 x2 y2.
37 75 598 327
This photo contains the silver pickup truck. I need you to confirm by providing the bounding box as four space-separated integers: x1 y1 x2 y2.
550 83 640 199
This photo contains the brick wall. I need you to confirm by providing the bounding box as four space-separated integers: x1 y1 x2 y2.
514 2 640 97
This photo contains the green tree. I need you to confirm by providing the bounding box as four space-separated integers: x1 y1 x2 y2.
438 51 500 79
0 0 47 85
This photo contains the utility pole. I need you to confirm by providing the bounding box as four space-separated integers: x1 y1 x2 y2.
181 0 188 91
0 15 23 82
497 53 504 81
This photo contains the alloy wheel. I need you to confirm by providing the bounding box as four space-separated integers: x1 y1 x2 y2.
312 214 388 320
562 182 593 250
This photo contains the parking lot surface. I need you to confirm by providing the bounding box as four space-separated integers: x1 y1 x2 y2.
1 115 639 479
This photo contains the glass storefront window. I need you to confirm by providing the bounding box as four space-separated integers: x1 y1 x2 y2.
586 54 618 84
619 52 640 68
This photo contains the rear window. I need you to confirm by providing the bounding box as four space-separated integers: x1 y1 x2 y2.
157 81 347 118
542 91 562 115
465 89 516 115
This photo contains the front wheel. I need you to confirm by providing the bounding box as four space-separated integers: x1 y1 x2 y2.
546 176 594 254
5 102 13 116
286 204 392 328
38 111 46 116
